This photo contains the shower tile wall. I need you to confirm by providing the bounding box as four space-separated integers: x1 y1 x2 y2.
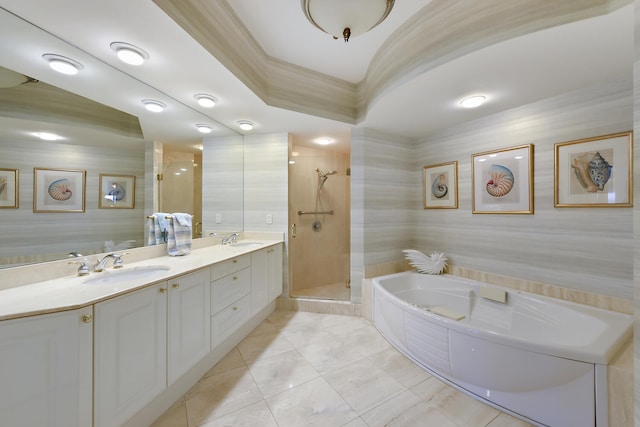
289 145 350 294
416 80 633 300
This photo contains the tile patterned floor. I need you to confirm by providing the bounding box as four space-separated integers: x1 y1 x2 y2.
151 310 533 427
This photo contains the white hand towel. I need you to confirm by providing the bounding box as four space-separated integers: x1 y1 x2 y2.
167 213 192 256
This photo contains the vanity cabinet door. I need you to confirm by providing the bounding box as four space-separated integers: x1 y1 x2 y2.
0 307 93 427
250 244 283 314
267 244 283 301
94 282 167 427
167 268 211 385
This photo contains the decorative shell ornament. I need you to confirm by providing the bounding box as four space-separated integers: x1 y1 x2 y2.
403 249 447 275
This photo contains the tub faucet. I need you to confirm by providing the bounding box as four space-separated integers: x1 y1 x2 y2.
94 253 126 272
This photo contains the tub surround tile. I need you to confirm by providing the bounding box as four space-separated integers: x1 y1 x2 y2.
608 339 633 426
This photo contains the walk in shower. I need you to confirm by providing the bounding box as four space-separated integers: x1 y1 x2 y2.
289 143 350 301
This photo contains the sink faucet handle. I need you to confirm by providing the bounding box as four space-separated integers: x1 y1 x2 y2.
111 252 128 269
68 259 90 276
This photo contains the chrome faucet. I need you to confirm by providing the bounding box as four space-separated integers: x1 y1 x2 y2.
221 232 240 245
68 252 90 276
94 253 126 272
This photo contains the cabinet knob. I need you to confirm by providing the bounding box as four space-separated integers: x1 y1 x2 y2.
172 283 180 289
232 306 238 311
159 287 167 293
81 314 93 324
232 276 238 281
233 259 238 264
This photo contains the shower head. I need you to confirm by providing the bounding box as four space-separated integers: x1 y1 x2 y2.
315 168 338 178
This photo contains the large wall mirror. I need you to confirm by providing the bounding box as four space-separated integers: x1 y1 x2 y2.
0 8 244 268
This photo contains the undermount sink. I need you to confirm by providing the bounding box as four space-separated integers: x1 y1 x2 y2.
83 265 171 285
228 241 263 248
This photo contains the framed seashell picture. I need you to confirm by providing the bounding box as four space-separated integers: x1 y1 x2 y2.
0 168 18 208
99 174 135 209
554 131 632 208
33 168 86 213
423 161 458 209
472 144 534 214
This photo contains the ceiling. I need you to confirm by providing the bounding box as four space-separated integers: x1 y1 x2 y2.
0 1 632 152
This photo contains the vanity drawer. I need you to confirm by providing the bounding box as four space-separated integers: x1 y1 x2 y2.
211 267 251 314
210 254 251 281
211 294 251 347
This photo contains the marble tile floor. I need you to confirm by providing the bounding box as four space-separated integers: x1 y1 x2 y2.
151 310 533 427
290 282 351 301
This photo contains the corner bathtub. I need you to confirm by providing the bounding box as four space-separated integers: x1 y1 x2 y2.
372 272 632 427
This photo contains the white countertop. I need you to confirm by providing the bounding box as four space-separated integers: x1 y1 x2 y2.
0 238 283 321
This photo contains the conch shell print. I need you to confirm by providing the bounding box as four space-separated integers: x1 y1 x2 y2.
485 164 514 197
0 177 6 198
48 178 73 201
431 173 448 198
571 151 612 193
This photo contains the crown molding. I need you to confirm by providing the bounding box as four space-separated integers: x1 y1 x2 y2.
154 0 629 126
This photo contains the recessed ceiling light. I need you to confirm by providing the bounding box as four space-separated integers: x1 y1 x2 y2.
459 95 487 108
34 132 62 141
196 124 213 134
110 42 149 66
194 93 217 108
237 120 254 131
314 137 333 145
42 54 84 75
141 99 166 113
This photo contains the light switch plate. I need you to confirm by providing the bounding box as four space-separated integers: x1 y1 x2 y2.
266 214 273 224
215 213 222 224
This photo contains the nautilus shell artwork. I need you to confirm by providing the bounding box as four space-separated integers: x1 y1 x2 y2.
107 182 126 201
403 249 447 275
485 164 514 197
571 151 612 193
48 178 73 201
431 173 448 198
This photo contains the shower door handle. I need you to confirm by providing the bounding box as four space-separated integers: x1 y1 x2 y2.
291 223 296 238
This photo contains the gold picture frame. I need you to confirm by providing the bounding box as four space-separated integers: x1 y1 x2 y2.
472 144 534 214
0 168 18 208
423 161 458 209
34 168 86 213
99 174 136 209
554 131 632 208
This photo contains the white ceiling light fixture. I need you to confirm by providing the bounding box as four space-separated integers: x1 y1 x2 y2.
314 137 334 145
195 124 213 134
194 93 217 108
42 54 84 75
459 95 487 108
110 42 149 66
237 120 254 131
141 99 166 113
302 0 395 42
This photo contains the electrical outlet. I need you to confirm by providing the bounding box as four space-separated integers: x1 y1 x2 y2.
215 213 222 224
266 214 273 224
